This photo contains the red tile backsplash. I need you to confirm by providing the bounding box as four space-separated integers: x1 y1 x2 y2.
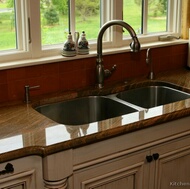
7 67 26 82
0 70 7 84
25 65 43 79
0 84 9 102
0 44 188 103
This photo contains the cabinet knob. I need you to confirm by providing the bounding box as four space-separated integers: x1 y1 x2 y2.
146 155 153 163
0 163 14 175
5 163 14 172
153 153 159 160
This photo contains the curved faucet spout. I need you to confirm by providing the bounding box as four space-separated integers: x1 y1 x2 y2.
97 20 140 62
96 20 141 89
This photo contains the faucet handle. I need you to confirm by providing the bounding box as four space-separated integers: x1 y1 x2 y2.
111 64 117 72
104 64 117 78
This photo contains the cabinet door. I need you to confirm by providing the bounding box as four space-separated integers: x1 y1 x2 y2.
0 156 43 189
151 136 190 189
74 150 149 189
0 169 35 189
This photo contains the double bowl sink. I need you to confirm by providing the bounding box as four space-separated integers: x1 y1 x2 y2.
35 82 190 125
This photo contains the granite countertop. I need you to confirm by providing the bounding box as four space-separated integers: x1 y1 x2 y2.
0 68 190 163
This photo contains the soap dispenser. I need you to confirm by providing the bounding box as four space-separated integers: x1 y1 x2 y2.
78 31 89 55
62 32 77 57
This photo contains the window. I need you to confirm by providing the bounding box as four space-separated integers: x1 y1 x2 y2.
123 0 142 35
0 0 30 62
0 0 182 64
40 0 100 47
122 0 181 40
75 0 100 40
40 0 69 46
123 0 168 35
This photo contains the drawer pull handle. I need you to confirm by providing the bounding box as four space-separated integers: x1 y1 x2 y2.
146 155 153 163
0 163 14 175
153 153 159 160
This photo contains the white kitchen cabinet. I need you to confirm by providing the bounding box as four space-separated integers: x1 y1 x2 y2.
73 136 190 189
150 136 190 189
0 156 43 189
73 150 149 189
72 117 190 189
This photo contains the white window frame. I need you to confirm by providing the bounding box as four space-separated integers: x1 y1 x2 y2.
0 0 31 62
0 0 184 66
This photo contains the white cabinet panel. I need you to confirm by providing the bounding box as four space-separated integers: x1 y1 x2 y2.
0 156 43 189
152 136 190 189
74 151 149 189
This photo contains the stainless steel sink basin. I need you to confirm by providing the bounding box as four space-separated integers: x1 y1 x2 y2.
35 96 137 125
116 86 190 108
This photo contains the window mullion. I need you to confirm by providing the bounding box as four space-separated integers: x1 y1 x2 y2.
100 0 111 42
176 0 182 34
167 0 181 34
14 0 23 50
69 0 76 34
174 0 182 34
167 0 174 32
101 0 109 26
112 0 123 47
29 0 41 58
142 0 148 35
15 0 31 52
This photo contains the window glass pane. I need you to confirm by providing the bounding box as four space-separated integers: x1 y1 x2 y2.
147 0 167 33
40 0 69 46
75 0 100 40
123 0 168 35
0 0 16 50
123 0 142 36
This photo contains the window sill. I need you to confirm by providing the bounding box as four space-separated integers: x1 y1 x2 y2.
0 39 188 70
